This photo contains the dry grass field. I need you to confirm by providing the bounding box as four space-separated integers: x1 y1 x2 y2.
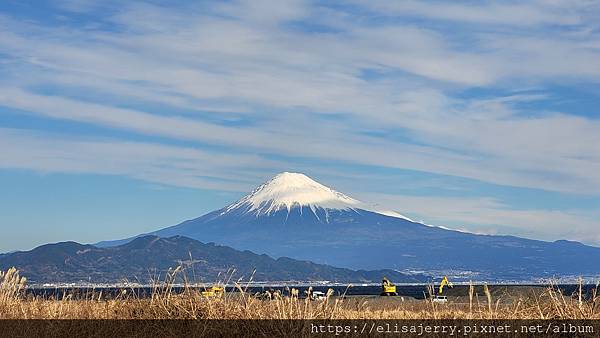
2 267 599 320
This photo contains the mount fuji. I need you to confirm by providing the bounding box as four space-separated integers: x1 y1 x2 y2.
99 172 600 281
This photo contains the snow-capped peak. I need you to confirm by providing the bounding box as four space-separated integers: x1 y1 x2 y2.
226 172 359 214
223 172 412 221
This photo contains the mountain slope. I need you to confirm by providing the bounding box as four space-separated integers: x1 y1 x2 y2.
0 235 427 284
98 172 600 281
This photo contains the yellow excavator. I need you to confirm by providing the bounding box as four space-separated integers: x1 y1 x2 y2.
432 276 453 303
380 277 398 296
438 276 453 294
201 285 225 297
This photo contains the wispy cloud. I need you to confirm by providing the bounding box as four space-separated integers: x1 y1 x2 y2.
0 0 599 244
0 127 278 191
2 86 599 194
354 0 586 26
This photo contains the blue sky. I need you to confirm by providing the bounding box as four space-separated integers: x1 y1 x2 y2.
1 0 600 252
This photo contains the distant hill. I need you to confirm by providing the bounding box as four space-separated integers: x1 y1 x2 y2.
0 235 427 284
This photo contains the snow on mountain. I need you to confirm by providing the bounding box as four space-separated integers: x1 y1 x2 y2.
221 172 412 222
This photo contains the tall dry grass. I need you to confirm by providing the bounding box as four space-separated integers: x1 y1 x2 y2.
0 267 26 309
1 267 599 320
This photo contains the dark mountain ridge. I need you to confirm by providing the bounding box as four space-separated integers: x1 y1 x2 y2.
0 235 427 284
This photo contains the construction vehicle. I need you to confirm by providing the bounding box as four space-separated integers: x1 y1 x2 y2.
438 276 453 294
201 285 225 297
432 276 453 303
380 277 398 296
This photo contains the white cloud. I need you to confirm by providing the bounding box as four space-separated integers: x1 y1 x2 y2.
3 86 600 194
0 128 281 191
354 0 584 27
1 124 599 245
0 0 599 244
